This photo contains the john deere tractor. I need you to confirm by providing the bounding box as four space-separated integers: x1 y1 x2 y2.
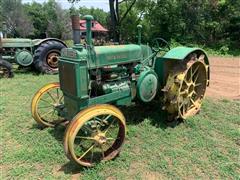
31 15 210 167
0 32 67 78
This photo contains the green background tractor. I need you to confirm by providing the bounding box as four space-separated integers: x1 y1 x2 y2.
0 33 67 78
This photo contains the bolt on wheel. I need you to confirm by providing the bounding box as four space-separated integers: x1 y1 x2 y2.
64 104 126 167
31 82 66 127
163 56 208 120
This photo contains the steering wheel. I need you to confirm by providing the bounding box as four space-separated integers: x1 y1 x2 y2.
151 38 170 52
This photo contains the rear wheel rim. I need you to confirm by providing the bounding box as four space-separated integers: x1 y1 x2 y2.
46 51 59 69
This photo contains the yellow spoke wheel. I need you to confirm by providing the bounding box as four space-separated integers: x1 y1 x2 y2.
163 56 208 120
31 82 65 127
64 104 126 167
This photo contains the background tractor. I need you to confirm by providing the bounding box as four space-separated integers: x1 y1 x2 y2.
31 15 210 167
0 32 67 78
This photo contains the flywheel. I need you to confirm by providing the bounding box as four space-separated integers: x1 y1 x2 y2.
163 57 208 120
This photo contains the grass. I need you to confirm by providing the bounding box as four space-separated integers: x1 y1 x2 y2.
0 72 239 179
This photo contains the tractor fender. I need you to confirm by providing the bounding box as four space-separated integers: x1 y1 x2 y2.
163 46 209 65
33 38 67 48
160 47 210 86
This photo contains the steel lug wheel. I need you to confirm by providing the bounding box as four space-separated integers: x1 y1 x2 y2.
31 82 66 127
163 55 208 120
64 104 126 167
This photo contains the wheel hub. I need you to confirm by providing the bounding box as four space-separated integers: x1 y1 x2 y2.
47 52 59 69
94 133 107 145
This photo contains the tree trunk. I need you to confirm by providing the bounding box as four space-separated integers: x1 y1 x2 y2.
109 0 120 42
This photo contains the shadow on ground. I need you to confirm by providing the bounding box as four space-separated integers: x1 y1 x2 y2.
32 100 183 175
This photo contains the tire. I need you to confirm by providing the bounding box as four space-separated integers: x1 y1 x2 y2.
0 59 14 78
33 40 66 74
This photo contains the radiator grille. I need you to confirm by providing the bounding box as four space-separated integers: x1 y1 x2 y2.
59 60 77 96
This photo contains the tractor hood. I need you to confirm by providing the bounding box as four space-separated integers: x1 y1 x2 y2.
2 38 66 48
2 38 33 48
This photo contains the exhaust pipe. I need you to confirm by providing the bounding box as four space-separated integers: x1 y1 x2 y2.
71 15 80 44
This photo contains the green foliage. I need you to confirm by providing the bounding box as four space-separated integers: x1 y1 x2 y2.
0 0 239 54
1 0 34 37
78 6 108 27
136 0 240 52
1 73 239 179
23 2 48 38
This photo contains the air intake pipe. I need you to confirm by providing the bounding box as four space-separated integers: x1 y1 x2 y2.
83 15 94 46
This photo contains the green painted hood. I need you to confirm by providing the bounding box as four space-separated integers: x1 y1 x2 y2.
2 38 34 48
94 44 142 67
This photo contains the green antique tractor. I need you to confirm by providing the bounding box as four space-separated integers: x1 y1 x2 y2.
31 15 210 167
0 32 67 78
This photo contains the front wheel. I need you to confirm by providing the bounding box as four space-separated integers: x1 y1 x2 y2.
64 104 126 167
31 82 66 127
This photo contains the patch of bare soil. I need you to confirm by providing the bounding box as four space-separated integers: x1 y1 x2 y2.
206 56 240 100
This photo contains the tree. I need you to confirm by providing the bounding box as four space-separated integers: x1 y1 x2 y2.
1 0 34 37
68 0 137 42
78 6 108 27
43 0 70 39
24 2 48 38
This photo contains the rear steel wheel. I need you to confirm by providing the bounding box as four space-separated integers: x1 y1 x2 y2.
163 56 208 120
31 82 65 127
64 104 126 167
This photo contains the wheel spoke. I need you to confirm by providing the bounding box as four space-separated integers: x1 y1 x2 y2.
194 72 200 83
51 109 56 117
192 65 200 76
103 114 112 122
106 137 115 140
100 145 105 159
190 66 193 79
90 147 94 163
78 144 95 160
58 95 64 103
103 118 115 135
195 82 202 87
40 98 54 106
75 136 95 140
40 109 54 118
190 98 197 107
38 105 53 109
94 116 102 121
56 88 59 100
180 90 186 95
47 92 57 103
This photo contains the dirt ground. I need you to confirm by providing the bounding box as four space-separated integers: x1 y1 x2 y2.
206 56 240 100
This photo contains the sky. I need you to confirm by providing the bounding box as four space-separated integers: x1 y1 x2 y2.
22 0 110 11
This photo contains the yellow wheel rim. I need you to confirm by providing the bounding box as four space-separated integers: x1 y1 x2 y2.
31 82 65 127
64 104 126 167
163 58 208 120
